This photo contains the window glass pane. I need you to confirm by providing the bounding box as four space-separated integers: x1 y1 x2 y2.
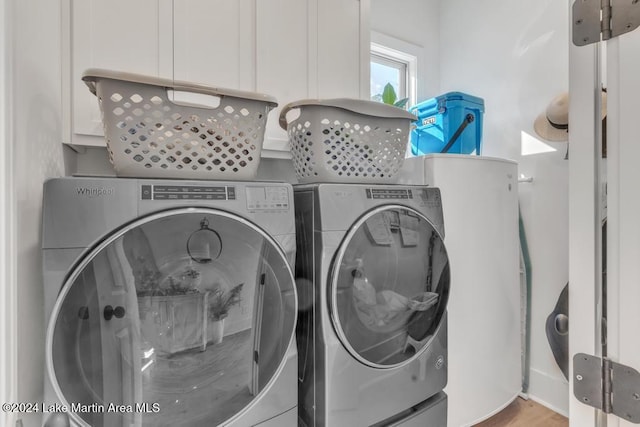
370 54 407 102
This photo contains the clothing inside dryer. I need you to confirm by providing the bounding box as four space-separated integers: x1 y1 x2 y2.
49 211 296 427
333 207 449 367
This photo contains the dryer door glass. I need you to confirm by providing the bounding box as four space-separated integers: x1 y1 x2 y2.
47 209 296 427
330 206 449 368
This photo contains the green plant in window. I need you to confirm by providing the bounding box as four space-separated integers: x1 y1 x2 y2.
378 83 409 109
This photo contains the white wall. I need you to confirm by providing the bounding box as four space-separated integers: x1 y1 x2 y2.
8 0 66 426
371 0 440 101
1 2 16 427
438 0 570 415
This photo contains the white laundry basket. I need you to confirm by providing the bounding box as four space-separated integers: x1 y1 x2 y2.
279 98 416 183
83 69 277 179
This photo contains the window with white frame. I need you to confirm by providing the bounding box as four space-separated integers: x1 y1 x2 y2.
370 41 417 107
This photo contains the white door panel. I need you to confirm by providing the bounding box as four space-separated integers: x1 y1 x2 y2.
605 26 640 427
568 12 601 427
569 9 640 427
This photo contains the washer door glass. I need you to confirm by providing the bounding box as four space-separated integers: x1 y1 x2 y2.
330 206 449 368
48 209 296 427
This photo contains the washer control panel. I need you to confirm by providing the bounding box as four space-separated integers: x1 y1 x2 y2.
141 184 236 200
365 188 413 200
363 187 442 209
246 186 290 212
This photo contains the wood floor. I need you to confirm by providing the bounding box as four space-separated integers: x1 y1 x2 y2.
473 397 568 427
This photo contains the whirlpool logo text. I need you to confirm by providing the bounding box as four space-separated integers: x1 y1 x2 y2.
75 187 115 198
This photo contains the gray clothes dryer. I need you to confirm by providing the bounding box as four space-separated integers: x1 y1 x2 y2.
294 183 449 427
42 177 297 427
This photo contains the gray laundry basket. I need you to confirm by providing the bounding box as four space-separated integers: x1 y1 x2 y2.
83 69 277 179
279 98 416 183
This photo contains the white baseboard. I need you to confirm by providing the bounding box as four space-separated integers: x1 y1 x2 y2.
527 368 569 417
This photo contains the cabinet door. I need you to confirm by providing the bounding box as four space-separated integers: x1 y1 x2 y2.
66 0 172 146
317 0 366 99
172 0 252 90
172 0 313 155
256 0 309 153
255 0 368 153
172 0 297 154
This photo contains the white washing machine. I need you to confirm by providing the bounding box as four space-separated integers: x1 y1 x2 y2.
398 154 521 427
42 177 297 427
294 183 449 427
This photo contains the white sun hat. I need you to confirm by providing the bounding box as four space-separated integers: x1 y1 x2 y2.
534 91 607 142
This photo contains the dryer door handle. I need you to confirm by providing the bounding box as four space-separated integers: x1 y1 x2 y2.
104 305 126 321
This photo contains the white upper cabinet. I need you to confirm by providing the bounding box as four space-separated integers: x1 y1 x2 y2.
317 0 366 99
64 0 173 145
255 0 309 152
63 0 369 156
172 0 251 90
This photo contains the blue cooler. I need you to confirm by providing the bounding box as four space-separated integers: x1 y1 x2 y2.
409 92 484 156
